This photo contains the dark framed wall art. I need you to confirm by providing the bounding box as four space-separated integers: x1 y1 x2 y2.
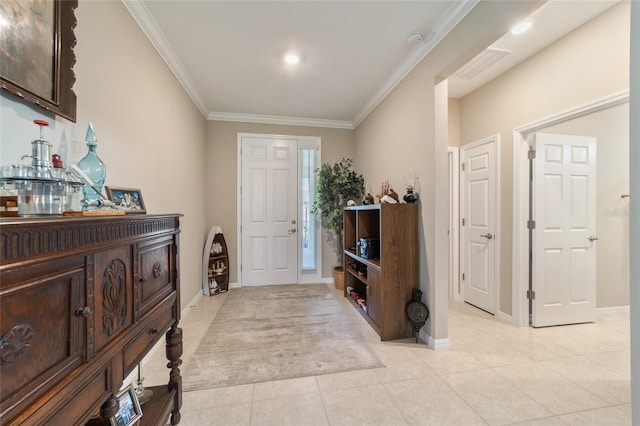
0 0 78 122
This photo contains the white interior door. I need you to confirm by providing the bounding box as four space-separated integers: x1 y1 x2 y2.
532 133 596 327
448 147 461 301
461 137 497 314
241 136 298 286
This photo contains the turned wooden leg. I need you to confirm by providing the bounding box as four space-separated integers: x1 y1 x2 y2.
166 324 183 425
100 393 119 419
84 394 117 425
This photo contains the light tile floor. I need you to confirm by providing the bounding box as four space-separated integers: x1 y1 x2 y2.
144 285 631 425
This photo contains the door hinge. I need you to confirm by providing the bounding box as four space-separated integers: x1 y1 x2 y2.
461 162 465 171
527 220 536 230
527 290 536 300
462 218 465 226
528 150 536 160
462 273 465 281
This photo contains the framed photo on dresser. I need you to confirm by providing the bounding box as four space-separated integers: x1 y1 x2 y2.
110 384 143 426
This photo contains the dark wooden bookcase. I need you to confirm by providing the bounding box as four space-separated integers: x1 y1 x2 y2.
343 204 418 340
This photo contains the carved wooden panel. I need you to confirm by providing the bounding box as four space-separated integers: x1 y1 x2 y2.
92 246 132 352
0 258 85 411
136 236 174 319
102 259 127 336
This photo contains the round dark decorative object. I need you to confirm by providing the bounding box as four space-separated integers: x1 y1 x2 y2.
0 323 34 365
403 187 418 203
405 289 429 342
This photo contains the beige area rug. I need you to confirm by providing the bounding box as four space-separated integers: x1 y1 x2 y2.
182 284 383 391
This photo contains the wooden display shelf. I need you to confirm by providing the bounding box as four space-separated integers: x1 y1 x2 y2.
208 254 227 261
139 386 176 426
203 226 229 296
343 203 418 341
85 386 176 426
344 250 380 269
345 265 367 285
345 291 381 336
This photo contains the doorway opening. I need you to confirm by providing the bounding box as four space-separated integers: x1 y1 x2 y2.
512 92 630 326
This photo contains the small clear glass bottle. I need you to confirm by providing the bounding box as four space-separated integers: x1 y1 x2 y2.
77 122 106 200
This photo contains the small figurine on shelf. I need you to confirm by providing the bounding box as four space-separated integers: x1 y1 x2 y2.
212 260 227 274
211 241 223 255
403 185 418 203
134 364 153 405
404 168 420 203
376 180 399 203
209 278 219 292
363 193 375 205
388 188 399 202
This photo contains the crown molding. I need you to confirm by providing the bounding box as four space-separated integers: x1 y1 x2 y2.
208 112 354 130
121 0 209 117
352 0 480 127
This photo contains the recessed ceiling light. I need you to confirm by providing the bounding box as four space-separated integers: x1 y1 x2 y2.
511 18 533 35
284 54 300 65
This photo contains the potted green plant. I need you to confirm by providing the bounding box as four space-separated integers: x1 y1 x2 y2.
312 158 365 289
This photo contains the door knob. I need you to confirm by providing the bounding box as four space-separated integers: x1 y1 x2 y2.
75 306 91 318
588 235 599 241
480 233 493 240
291 220 297 224
288 228 297 234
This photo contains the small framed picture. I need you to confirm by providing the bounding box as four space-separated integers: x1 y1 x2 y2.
105 187 146 214
110 384 143 426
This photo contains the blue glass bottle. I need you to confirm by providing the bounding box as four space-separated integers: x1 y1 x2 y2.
77 122 106 200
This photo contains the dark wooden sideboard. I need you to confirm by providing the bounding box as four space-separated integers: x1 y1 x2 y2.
0 215 183 425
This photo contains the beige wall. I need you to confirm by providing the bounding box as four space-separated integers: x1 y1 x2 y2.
0 1 207 308
459 2 630 314
543 104 629 307
205 121 355 283
354 1 541 342
448 99 461 148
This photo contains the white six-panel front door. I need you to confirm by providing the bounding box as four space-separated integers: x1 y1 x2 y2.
532 133 596 327
241 136 298 286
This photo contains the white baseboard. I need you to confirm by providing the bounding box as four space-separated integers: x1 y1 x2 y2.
596 305 630 315
496 310 513 325
183 290 203 318
420 329 451 350
321 277 333 284
229 282 240 289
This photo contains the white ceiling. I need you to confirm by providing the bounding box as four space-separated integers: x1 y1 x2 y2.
123 0 619 129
